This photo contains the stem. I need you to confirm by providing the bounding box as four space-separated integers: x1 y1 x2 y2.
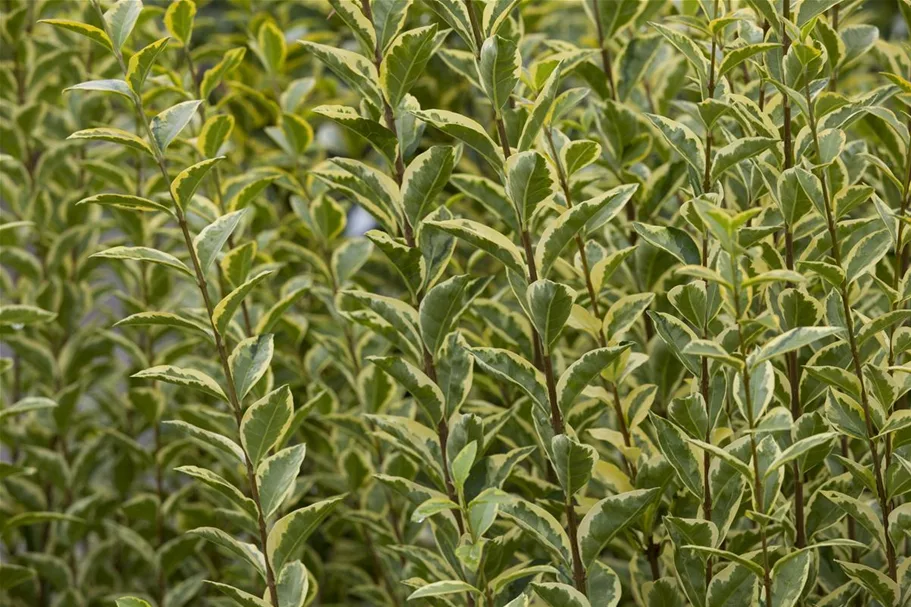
829 6 840 91
93 4 282 598
731 262 773 607
699 5 720 578
779 0 807 549
804 82 897 580
544 126 638 478
183 46 254 337
463 0 588 590
360 0 467 544
589 0 617 101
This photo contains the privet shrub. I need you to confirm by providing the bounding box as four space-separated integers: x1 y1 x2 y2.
2 0 911 605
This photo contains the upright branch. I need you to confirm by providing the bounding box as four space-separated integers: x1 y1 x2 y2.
803 80 897 580
359 0 466 539
698 2 720 583
92 4 281 602
730 260 774 607
543 126 636 479
460 0 587 590
780 0 806 550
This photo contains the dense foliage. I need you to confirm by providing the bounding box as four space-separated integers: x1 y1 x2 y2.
3 0 911 605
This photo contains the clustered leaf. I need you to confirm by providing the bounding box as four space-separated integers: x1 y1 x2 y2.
5 1 911 607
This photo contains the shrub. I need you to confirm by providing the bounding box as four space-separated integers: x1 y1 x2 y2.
2 0 910 606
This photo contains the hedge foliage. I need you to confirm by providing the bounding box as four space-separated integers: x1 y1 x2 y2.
2 0 911 606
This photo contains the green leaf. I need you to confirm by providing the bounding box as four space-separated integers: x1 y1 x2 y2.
267 495 346 572
483 0 520 37
230 334 274 400
536 185 637 277
194 210 247 274
506 151 555 226
373 0 412 52
424 217 525 274
604 293 655 338
518 61 563 151
171 157 225 211
685 546 764 578
652 415 704 499
276 561 308 607
368 356 444 424
420 274 485 357
836 560 897 607
40 19 113 51
213 271 273 335
0 397 58 420
764 433 837 478
114 311 211 338
150 101 202 152
226 175 279 212
256 287 308 335
479 34 520 112
822 491 887 549
381 24 441 108
200 47 246 100
410 109 504 171
241 385 293 466
176 466 256 518
633 223 701 265
770 550 811 607
115 599 152 607
135 366 225 400
710 137 777 183
299 40 383 109
526 279 575 350
469 347 549 412
257 21 286 73
164 0 195 45
327 0 376 53
163 420 244 462
68 127 154 156
104 0 142 51
424 0 475 53
77 192 173 215
556 345 630 412
751 327 841 367
408 580 480 600
551 435 598 496
718 43 778 78
0 305 56 326
402 145 456 227
65 79 134 101
562 139 601 176
198 114 235 158
313 105 398 167
532 583 592 607
499 497 572 566
204 581 270 607
579 488 660 568
451 440 477 491
90 247 193 276
844 230 891 284
126 37 170 93
189 527 265 578
591 0 642 40
645 114 705 179
258 444 307 519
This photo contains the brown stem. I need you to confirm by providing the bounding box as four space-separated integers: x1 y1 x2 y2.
732 271 773 607
362 0 466 541
120 65 281 607
805 82 897 579
589 0 617 101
